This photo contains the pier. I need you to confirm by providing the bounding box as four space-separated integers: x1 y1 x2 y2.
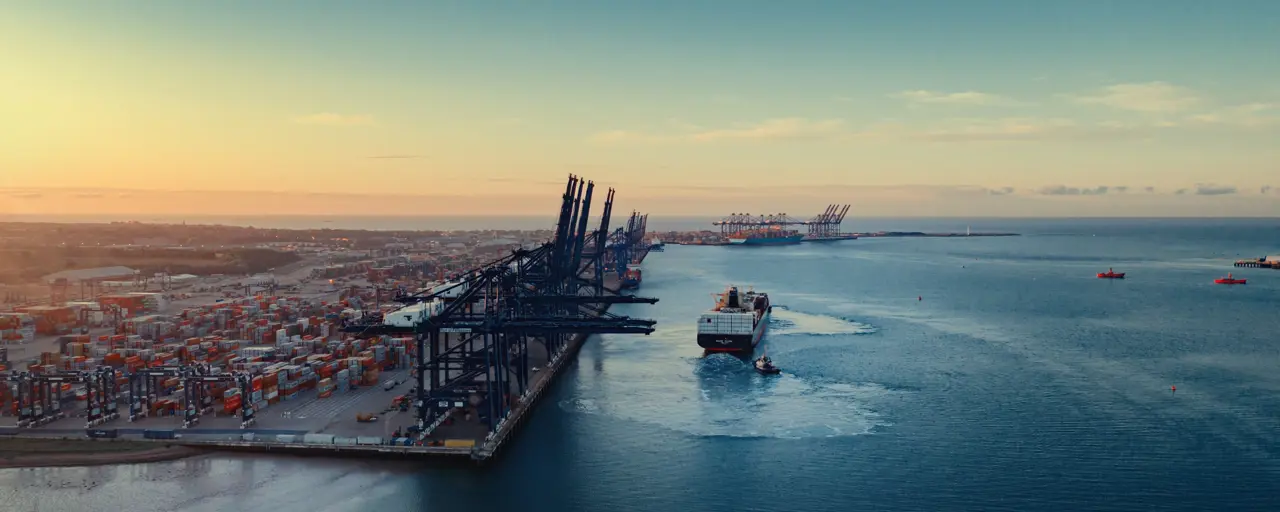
1234 257 1279 269
336 174 658 463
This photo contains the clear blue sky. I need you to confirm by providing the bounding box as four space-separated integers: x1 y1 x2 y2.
4 1 1279 216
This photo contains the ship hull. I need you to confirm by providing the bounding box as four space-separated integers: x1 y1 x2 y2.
698 308 771 352
727 235 805 246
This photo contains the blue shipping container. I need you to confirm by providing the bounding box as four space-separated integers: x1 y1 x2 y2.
143 429 177 440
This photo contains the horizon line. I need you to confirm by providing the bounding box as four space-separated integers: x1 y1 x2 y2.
3 214 1279 220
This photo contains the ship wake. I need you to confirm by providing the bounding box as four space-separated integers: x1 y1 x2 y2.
769 306 878 336
561 356 895 440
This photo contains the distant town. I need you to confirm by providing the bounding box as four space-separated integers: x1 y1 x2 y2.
0 221 555 305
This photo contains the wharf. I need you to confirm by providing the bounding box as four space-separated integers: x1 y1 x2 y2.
478 244 651 459
1234 258 1279 269
854 231 1019 238
0 246 654 465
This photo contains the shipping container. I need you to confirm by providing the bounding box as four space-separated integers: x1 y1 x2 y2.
143 429 178 440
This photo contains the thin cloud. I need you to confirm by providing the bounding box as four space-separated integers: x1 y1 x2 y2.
890 90 1026 106
1069 82 1200 113
1187 103 1279 128
986 187 1016 195
8 192 43 199
589 130 674 145
1261 185 1273 195
293 113 376 126
1194 184 1237 196
73 193 104 198
590 118 847 144
487 177 565 185
689 118 847 142
1113 186 1129 193
369 155 426 159
1144 186 1157 193
591 115 1182 146
914 118 1078 142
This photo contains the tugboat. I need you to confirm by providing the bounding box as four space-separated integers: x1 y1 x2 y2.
1097 268 1125 279
1214 273 1247 285
753 355 780 375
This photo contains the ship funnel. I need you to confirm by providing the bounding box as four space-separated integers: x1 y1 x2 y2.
726 286 740 308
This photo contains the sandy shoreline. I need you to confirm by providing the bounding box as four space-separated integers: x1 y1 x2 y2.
0 438 204 469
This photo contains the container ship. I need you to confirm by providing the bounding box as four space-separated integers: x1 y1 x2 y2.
728 228 805 246
696 285 771 352
619 264 642 289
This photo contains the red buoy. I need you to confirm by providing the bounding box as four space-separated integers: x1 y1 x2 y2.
1171 385 1176 393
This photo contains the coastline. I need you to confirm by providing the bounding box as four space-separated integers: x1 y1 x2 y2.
666 231 1020 246
0 438 204 469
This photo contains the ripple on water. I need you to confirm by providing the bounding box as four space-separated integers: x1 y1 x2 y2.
769 307 878 336
562 355 899 439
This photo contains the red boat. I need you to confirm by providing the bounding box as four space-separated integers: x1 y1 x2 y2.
1097 268 1125 279
1214 273 1247 285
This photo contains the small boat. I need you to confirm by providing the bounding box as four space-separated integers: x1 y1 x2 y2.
1097 268 1125 279
753 355 780 375
1214 273 1247 285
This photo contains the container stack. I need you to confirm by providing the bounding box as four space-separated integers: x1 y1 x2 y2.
0 313 36 345
335 368 351 393
97 294 147 316
250 375 265 408
19 306 78 335
126 292 168 312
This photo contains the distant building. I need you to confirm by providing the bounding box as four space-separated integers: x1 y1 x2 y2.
42 266 139 285
477 238 519 248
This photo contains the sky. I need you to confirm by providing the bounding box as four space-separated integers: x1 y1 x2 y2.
3 0 1280 218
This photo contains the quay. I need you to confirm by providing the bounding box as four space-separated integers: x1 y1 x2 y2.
1234 257 1279 269
0 175 658 466
854 231 1019 238
664 230 1018 246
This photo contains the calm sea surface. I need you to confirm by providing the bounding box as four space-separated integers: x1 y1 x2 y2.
3 218 1279 511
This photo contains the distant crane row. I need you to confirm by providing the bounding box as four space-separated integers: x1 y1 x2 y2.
713 204 851 237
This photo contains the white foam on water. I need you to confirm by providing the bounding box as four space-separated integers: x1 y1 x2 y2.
560 356 896 439
769 307 878 336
